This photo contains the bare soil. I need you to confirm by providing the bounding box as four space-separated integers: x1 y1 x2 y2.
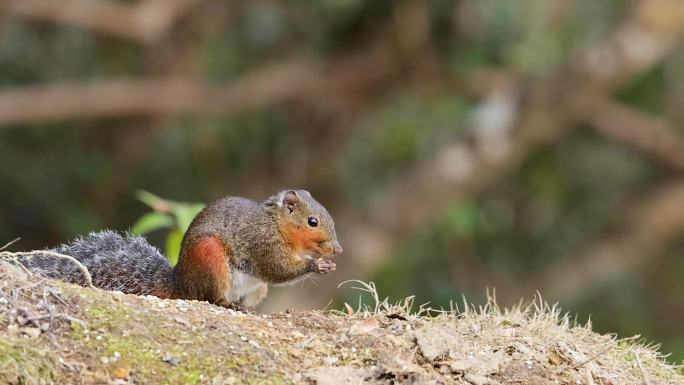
0 261 681 385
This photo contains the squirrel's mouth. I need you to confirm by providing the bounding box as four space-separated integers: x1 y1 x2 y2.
314 249 338 259
300 245 339 260
319 241 343 258
302 251 332 261
311 252 327 260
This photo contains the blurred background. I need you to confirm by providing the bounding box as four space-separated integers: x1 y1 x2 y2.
1 0 683 362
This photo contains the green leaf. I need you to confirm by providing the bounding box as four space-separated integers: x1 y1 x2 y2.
171 203 205 233
130 212 173 235
135 190 170 212
165 229 183 266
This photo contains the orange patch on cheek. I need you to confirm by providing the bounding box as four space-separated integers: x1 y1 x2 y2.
284 224 325 252
188 236 228 276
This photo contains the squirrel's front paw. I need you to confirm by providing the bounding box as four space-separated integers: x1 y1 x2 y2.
312 258 336 274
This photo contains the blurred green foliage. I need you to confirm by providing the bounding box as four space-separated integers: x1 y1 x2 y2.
131 191 204 266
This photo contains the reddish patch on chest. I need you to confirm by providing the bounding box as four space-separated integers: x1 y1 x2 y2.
187 236 228 277
282 224 325 253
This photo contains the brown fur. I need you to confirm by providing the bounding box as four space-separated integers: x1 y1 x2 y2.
26 190 341 310
173 235 230 304
173 189 341 307
148 288 174 299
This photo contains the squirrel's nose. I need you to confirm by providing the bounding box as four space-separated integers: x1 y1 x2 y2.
332 241 343 256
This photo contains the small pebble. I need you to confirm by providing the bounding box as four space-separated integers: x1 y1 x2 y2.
162 354 181 366
111 367 130 379
292 331 304 338
323 356 338 365
22 327 41 339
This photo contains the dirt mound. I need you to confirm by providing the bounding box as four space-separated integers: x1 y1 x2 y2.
0 261 681 385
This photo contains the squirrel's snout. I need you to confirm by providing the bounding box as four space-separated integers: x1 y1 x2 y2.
332 241 343 256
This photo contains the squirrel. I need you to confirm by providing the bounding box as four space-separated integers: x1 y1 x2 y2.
22 189 342 309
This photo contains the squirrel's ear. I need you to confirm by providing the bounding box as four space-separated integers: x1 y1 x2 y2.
282 190 299 213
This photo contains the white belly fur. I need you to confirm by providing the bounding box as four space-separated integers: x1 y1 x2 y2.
227 268 264 302
273 272 313 287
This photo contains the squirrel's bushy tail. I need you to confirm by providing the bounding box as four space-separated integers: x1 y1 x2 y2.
21 230 175 297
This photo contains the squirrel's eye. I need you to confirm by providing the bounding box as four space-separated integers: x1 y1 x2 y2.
307 217 319 227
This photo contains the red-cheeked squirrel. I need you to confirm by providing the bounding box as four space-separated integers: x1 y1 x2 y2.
23 190 342 309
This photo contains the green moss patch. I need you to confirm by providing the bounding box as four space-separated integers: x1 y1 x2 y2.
0 338 59 385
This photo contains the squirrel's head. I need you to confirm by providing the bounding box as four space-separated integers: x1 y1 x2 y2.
265 189 342 258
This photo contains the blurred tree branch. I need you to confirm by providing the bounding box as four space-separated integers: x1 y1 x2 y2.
0 0 202 44
0 43 396 126
0 62 316 125
530 182 684 302
586 96 684 171
581 0 684 86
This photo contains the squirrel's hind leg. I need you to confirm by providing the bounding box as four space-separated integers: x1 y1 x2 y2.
212 282 266 313
240 282 268 308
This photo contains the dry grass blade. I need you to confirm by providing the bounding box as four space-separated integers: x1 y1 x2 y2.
337 279 419 317
0 237 21 251
635 351 651 385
